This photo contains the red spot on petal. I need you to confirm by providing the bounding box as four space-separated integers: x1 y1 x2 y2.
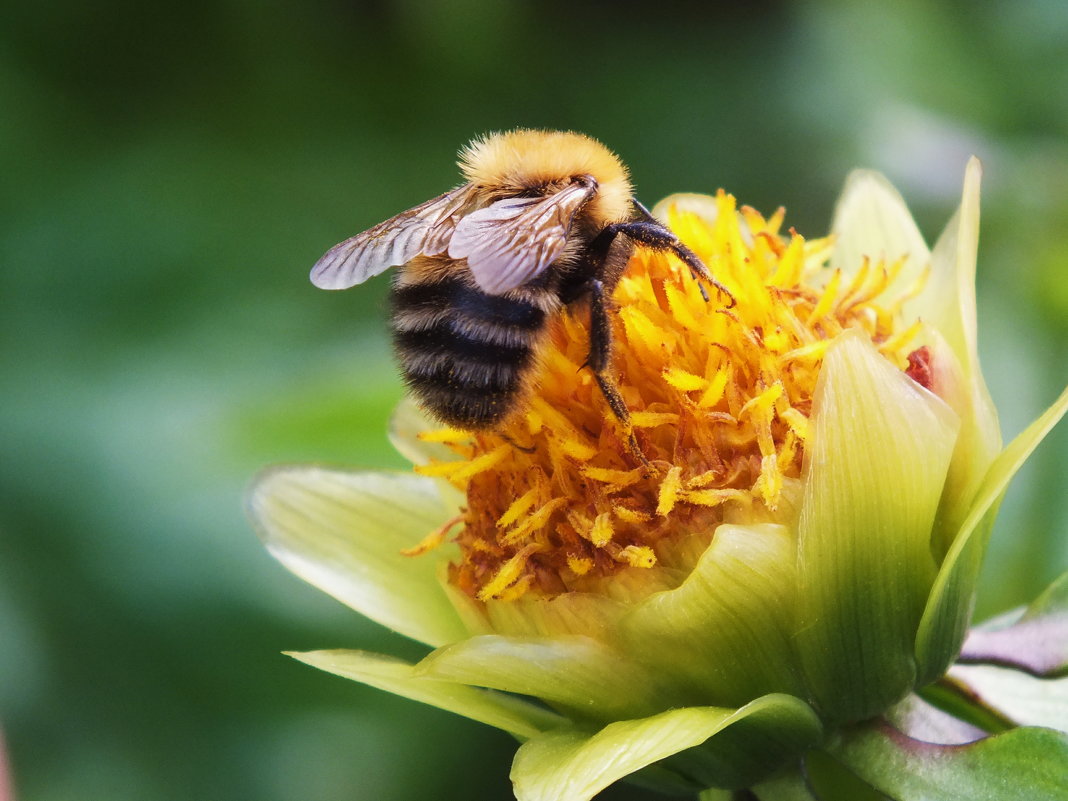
906 346 934 391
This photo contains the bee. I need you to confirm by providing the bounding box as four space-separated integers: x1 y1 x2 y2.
311 129 731 464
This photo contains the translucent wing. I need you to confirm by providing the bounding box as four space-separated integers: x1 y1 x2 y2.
447 181 595 295
310 184 476 290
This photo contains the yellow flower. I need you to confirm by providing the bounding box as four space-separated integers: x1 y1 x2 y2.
249 160 1068 800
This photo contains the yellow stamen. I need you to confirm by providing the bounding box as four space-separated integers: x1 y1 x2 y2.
478 544 540 601
656 466 685 517
401 515 463 556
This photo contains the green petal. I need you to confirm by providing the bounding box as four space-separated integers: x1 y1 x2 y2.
915 383 1068 685
947 665 1068 733
510 695 822 801
827 721 1068 801
248 467 467 647
482 591 629 639
795 331 960 723
388 398 460 467
918 158 982 380
795 332 959 716
922 330 1000 560
289 649 562 739
923 161 1001 555
416 635 677 722
621 523 807 707
960 569 1068 676
829 169 929 290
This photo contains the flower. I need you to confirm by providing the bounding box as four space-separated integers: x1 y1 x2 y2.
250 160 1068 800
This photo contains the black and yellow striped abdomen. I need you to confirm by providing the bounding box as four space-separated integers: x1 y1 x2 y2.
390 272 554 428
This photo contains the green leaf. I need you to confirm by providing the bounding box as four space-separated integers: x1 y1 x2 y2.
621 523 807 707
795 331 959 723
749 770 822 801
915 383 1068 685
511 695 822 801
828 721 1068 801
248 466 467 647
416 635 679 722
917 677 1014 735
960 569 1068 676
947 665 1068 733
289 649 562 739
804 750 893 801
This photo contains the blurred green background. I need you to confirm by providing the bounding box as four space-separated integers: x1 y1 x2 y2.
2 1 1067 799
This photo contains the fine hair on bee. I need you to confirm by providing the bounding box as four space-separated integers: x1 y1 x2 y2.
310 129 733 467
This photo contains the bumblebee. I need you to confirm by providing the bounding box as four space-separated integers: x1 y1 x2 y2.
311 129 730 460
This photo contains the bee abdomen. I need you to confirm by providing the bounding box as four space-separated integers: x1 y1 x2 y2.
391 277 549 428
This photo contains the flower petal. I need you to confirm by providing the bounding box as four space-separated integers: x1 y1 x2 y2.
795 331 960 723
830 168 930 285
826 721 1068 801
510 694 822 801
248 467 467 646
959 569 1068 677
417 635 681 722
289 649 562 739
388 397 461 467
621 523 807 707
915 383 1068 685
922 329 1000 560
922 160 1002 553
916 158 983 380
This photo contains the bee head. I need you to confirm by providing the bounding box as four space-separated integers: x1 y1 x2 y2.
458 129 633 224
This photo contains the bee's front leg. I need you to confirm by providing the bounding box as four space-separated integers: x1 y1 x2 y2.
618 201 735 307
585 267 654 473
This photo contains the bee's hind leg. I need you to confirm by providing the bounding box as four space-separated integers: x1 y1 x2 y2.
586 277 654 473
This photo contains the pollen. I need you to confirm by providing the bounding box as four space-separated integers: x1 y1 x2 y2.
414 191 924 601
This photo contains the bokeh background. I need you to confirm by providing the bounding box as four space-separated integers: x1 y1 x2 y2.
3 1 1067 799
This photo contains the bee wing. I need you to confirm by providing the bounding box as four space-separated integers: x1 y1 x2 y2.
447 181 595 295
310 184 476 290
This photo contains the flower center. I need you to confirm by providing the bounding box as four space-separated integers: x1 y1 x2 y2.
414 192 924 602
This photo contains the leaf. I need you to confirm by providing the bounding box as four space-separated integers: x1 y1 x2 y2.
959 569 1068 677
828 721 1068 801
248 466 467 646
946 664 1068 733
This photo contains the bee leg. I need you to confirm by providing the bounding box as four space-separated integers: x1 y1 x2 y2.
498 432 536 454
587 278 654 472
620 203 736 308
